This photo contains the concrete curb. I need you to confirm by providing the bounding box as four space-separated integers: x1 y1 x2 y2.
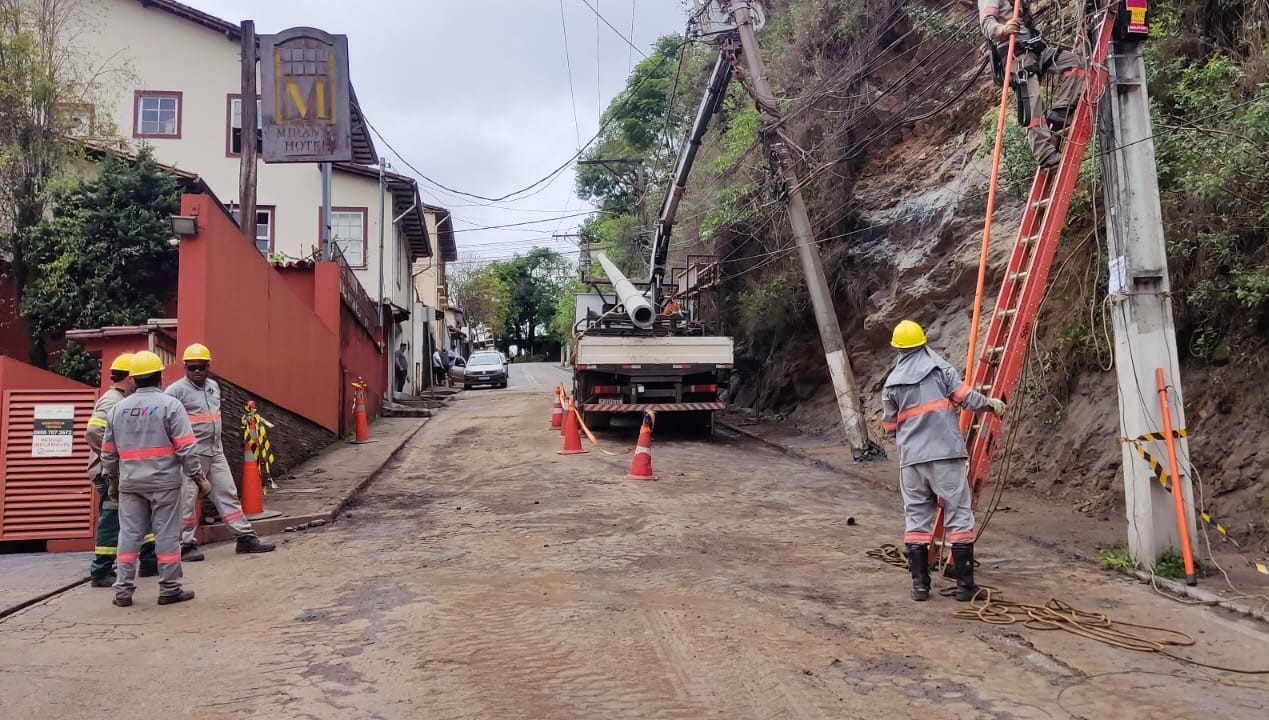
718 419 1269 624
0 577 89 621
1128 569 1269 625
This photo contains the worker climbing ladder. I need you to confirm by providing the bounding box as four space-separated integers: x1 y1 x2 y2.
929 1 1120 563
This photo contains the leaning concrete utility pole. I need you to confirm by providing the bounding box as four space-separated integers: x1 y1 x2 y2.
1096 15 1197 569
725 1 881 460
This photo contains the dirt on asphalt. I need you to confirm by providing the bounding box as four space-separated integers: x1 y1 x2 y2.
1 369 1266 719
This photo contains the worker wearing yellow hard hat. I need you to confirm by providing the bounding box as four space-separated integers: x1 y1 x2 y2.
166 343 276 559
101 349 204 606
85 352 158 586
881 320 1006 603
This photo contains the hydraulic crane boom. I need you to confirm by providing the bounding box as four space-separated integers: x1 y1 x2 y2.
647 43 735 312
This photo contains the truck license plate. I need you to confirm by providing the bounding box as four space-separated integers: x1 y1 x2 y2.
598 397 623 405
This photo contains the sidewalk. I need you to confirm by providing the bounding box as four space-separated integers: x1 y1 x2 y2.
1 415 428 618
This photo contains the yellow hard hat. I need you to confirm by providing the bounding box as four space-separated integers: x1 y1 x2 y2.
130 350 165 377
891 320 927 349
109 352 136 372
183 343 212 362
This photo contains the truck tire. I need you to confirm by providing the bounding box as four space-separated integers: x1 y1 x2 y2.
582 411 611 431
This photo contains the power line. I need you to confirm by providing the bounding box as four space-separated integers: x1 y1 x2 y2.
559 0 584 149
580 0 648 60
361 40 688 206
450 210 601 232
595 0 603 114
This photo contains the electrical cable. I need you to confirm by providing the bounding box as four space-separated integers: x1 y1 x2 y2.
560 0 585 150
580 0 648 60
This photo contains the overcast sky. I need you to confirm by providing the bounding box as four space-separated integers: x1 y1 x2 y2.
187 0 692 266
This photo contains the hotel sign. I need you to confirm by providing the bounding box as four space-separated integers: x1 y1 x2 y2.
260 27 352 163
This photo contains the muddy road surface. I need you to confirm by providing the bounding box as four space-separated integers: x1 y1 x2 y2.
1 363 1266 719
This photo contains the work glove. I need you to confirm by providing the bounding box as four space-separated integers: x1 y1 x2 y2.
193 471 212 496
987 398 1008 417
107 475 119 502
1001 17 1025 37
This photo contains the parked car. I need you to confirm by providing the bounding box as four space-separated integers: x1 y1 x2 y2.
457 351 508 389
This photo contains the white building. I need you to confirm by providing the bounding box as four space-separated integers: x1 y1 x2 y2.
79 0 440 378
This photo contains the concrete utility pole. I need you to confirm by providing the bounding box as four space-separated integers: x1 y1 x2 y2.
1097 32 1197 567
238 20 258 245
725 1 881 460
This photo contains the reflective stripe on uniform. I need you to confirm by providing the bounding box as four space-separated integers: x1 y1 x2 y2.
896 398 954 425
117 551 140 563
120 446 175 460
102 441 117 453
951 383 972 404
173 433 197 448
948 530 977 543
221 510 246 523
904 531 933 544
143 533 155 543
95 546 117 556
87 417 108 428
157 552 181 564
882 420 898 432
188 412 221 424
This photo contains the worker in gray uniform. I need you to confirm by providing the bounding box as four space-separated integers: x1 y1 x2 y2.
166 343 275 558
882 321 1006 602
101 351 203 606
979 0 1085 167
86 352 159 586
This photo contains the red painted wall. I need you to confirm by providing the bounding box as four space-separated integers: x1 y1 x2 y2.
340 303 384 432
177 194 340 431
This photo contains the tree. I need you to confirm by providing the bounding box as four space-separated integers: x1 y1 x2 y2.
0 0 114 366
448 262 511 342
20 146 181 377
488 248 572 357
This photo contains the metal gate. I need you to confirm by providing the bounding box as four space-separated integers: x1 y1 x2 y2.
0 389 98 541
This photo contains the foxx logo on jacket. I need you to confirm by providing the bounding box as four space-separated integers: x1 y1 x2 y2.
122 406 161 417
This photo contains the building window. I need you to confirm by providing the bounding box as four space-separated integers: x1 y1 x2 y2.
133 91 182 138
57 103 96 137
322 207 368 268
231 206 274 255
227 95 262 156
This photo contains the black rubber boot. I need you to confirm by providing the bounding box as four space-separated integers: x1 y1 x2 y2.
139 562 159 578
157 590 195 605
181 544 205 562
236 534 276 554
907 543 931 601
91 573 116 588
952 542 978 602
112 595 132 607
1047 106 1074 129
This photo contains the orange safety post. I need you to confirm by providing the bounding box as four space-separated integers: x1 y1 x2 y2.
559 400 588 455
962 0 1025 433
241 403 265 515
350 377 372 444
1156 368 1197 585
551 386 564 429
625 411 657 480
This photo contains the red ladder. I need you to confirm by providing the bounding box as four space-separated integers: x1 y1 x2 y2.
930 2 1119 560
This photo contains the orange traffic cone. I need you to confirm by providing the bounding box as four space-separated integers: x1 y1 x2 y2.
350 378 372 444
626 411 657 480
550 388 564 429
241 452 264 515
559 401 587 455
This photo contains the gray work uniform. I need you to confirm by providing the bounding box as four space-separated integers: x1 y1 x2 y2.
882 347 992 545
166 377 255 545
978 0 1084 163
101 387 201 600
86 386 155 577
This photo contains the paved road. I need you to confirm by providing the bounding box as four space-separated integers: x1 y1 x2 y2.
1 364 1266 719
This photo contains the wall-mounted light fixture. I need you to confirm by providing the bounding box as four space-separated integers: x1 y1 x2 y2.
170 215 199 236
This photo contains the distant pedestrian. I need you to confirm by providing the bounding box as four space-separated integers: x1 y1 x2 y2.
881 320 1005 603
440 348 453 387
86 352 158 587
395 343 409 394
101 351 203 607
432 348 445 386
166 343 276 559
